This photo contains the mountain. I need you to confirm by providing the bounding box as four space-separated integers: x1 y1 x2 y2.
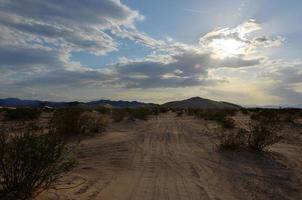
162 97 242 109
0 98 156 108
85 100 156 108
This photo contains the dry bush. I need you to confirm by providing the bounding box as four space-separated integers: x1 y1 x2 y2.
0 130 77 200
112 109 127 122
111 107 155 122
96 107 111 114
52 109 106 138
247 124 281 151
187 109 236 129
220 117 236 129
218 123 281 151
4 108 41 121
219 129 247 150
250 109 281 122
128 108 152 120
52 108 83 137
79 112 106 134
176 110 183 117
250 108 302 124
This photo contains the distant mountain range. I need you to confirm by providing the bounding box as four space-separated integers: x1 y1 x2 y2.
162 97 242 109
0 97 247 109
0 98 156 108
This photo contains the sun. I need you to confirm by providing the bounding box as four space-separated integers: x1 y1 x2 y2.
210 38 246 58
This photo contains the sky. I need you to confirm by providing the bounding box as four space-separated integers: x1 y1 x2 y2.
0 0 302 105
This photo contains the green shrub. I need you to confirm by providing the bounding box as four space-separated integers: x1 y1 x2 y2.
4 108 41 121
0 131 77 200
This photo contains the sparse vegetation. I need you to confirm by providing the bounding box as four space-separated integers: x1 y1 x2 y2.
52 108 106 138
51 108 84 137
250 108 302 123
0 130 77 200
112 109 127 122
220 117 236 129
247 124 281 151
111 107 157 122
4 108 41 121
128 107 151 120
219 129 247 150
219 122 281 151
176 110 184 117
185 108 237 128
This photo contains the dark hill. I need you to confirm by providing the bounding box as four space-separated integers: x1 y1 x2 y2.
162 97 241 109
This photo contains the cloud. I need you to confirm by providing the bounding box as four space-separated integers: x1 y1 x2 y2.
109 49 259 88
0 45 63 72
199 19 284 58
266 63 302 104
0 4 290 105
0 0 143 59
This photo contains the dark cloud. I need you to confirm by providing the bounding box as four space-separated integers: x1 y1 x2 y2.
0 45 63 71
0 0 143 57
0 0 141 27
16 69 109 87
264 64 302 104
111 50 258 88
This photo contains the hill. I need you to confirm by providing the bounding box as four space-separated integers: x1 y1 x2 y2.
162 97 242 109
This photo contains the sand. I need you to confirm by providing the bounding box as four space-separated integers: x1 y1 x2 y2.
38 112 302 200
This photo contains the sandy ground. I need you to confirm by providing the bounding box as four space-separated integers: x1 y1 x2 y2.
38 112 302 200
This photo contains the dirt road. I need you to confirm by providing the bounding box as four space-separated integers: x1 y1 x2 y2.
39 113 302 200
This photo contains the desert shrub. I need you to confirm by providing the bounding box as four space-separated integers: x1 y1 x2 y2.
187 109 236 121
219 122 281 151
247 124 281 151
111 108 153 122
96 107 111 114
188 109 236 129
51 108 84 137
158 107 169 114
176 110 183 117
111 109 127 122
128 108 152 120
219 129 247 150
79 112 106 134
250 109 281 123
51 109 105 138
4 108 41 121
250 108 302 123
0 131 77 200
240 108 249 115
220 117 235 129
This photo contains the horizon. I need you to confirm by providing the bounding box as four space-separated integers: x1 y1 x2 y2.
0 0 302 106
1 96 302 108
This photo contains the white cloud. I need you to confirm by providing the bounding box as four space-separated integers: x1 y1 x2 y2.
199 19 284 58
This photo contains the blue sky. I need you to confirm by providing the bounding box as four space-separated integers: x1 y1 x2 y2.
0 0 302 105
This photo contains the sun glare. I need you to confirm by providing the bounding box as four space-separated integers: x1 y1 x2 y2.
211 38 245 58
